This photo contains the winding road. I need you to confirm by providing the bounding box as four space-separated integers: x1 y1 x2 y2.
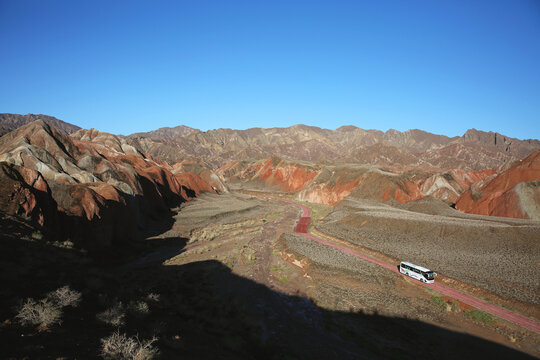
281 198 540 334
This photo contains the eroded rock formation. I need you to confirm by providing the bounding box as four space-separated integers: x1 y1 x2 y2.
456 150 540 220
0 121 223 252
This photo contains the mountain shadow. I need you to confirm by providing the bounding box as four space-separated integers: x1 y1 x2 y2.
0 212 535 360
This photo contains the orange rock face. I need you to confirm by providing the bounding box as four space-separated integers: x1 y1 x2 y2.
218 157 320 192
174 172 216 196
299 179 361 206
172 161 228 194
392 181 424 203
456 150 540 219
260 161 318 191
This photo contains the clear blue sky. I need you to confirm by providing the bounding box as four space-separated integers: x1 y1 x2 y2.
1 0 539 139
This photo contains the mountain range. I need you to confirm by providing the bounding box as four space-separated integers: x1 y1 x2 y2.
127 123 539 171
0 113 81 137
0 112 538 248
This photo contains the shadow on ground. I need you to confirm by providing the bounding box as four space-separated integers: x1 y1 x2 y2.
0 213 535 360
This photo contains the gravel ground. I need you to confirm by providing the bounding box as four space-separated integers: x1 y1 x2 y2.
318 199 540 305
283 233 431 316
284 233 380 279
174 193 263 234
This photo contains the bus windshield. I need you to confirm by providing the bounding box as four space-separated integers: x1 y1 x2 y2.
424 271 434 280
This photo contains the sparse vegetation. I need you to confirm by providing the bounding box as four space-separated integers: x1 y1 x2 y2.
15 285 82 328
431 296 445 308
296 200 333 224
16 298 62 328
502 303 515 311
128 300 150 316
270 264 283 271
432 296 458 312
97 302 126 326
465 309 496 324
279 277 288 282
31 231 43 240
47 285 82 308
100 331 158 360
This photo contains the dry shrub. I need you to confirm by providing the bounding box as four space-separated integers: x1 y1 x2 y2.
16 298 62 328
100 331 158 360
47 286 82 308
128 301 150 317
97 302 126 326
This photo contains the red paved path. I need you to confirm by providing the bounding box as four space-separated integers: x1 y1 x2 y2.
280 198 540 334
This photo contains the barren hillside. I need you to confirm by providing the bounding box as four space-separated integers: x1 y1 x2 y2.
128 124 540 171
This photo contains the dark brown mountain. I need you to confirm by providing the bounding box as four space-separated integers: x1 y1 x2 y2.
0 113 81 136
460 128 540 159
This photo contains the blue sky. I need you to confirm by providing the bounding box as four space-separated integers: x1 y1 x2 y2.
1 0 539 139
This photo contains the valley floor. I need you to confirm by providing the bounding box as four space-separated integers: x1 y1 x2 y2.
165 192 540 358
1 191 539 359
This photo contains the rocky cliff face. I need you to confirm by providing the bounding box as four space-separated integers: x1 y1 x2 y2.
0 121 222 252
456 150 540 220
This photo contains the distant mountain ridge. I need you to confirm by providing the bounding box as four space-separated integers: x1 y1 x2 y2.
0 113 81 136
2 113 539 172
129 125 199 139
127 124 540 171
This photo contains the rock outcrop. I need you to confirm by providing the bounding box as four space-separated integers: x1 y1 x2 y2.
420 169 496 203
456 150 540 220
172 161 228 194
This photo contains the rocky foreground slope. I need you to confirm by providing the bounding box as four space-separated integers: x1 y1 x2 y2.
0 120 225 253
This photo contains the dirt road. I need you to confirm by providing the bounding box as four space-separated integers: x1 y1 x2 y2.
281 198 540 334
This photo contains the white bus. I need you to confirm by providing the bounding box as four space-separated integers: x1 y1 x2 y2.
399 261 435 283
